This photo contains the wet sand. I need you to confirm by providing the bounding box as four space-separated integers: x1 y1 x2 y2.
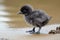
0 0 60 40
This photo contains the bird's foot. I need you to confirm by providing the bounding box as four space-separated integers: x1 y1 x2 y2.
35 31 40 34
26 30 35 34
30 32 40 34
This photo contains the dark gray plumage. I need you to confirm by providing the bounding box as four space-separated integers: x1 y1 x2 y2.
18 4 51 34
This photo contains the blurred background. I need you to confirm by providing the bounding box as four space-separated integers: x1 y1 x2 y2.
0 0 60 28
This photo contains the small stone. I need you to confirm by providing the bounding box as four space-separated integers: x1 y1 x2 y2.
56 27 60 34
56 30 60 33
56 27 60 30
49 30 56 34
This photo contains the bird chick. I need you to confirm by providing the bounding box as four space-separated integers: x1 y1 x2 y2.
18 4 51 34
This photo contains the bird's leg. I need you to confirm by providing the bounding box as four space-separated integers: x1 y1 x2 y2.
36 27 41 34
32 27 35 32
26 27 35 33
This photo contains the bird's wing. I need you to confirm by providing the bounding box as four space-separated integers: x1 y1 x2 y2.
31 10 51 23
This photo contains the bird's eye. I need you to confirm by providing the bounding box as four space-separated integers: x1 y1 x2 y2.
23 9 27 12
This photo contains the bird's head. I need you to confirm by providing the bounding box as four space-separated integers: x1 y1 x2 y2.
18 4 33 15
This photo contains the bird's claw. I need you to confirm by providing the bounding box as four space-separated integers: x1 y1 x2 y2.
26 30 33 32
35 32 40 34
26 30 40 34
26 30 35 34
30 32 40 34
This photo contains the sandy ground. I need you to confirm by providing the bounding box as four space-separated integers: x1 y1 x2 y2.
0 0 60 40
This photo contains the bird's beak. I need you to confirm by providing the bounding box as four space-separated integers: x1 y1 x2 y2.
17 11 22 15
48 16 52 20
